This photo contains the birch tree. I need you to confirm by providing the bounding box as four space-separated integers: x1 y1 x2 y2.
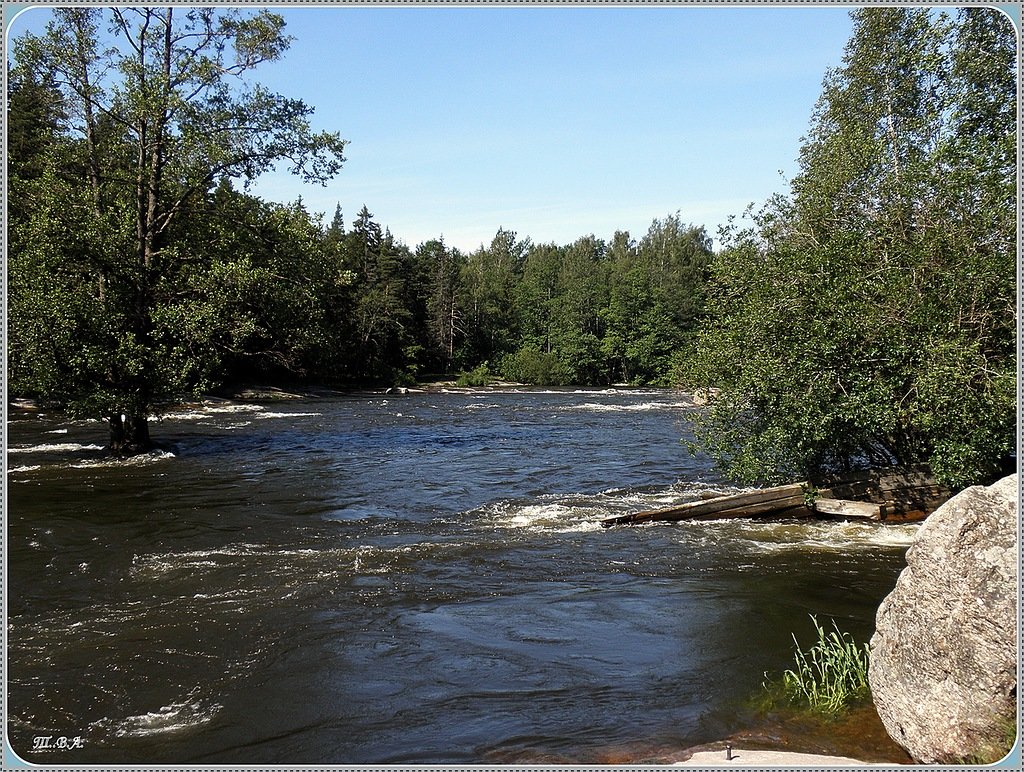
687 8 1016 487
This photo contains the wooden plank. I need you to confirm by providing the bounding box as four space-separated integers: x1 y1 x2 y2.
814 463 933 488
815 464 939 495
601 465 953 528
677 493 808 521
813 498 882 520
878 509 928 523
828 480 948 503
601 483 809 527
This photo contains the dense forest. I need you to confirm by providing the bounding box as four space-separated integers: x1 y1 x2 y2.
6 8 712 437
6 7 1017 487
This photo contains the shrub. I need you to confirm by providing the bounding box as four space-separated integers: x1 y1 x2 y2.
500 348 570 386
456 363 492 387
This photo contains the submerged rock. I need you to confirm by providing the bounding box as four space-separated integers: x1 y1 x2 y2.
869 474 1018 764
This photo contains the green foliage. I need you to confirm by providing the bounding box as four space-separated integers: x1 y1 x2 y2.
7 6 346 451
764 616 871 716
800 484 820 509
459 228 529 366
417 238 466 373
456 363 493 387
448 220 711 388
602 220 712 385
499 348 570 387
687 8 1016 488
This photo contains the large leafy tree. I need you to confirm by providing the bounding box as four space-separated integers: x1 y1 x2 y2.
687 8 1016 487
161 186 356 390
8 7 346 452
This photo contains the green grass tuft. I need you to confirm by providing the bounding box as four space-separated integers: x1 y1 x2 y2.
766 615 871 716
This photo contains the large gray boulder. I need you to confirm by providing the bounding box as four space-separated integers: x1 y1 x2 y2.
869 474 1018 764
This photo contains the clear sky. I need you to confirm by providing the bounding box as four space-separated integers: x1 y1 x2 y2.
7 4 855 253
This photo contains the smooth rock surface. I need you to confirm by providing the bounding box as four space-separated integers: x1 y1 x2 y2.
674 749 877 766
869 474 1018 764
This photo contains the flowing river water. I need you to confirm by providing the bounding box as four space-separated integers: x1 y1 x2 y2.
6 388 916 764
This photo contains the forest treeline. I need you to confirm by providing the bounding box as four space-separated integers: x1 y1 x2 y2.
7 8 712 406
6 7 1016 487
10 152 713 390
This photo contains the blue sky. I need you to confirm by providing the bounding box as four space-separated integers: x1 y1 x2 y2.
7 5 856 252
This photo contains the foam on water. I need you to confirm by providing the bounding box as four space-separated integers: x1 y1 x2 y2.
479 498 606 534
749 519 921 551
7 465 42 474
253 411 321 419
72 450 176 469
131 540 472 584
156 403 320 422
105 691 221 738
131 543 276 576
158 411 209 421
8 442 105 454
552 520 604 534
666 517 921 553
437 387 672 397
560 400 695 413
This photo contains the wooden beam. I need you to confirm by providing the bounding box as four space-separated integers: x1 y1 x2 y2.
600 465 952 528
812 498 882 520
601 483 809 527
879 509 927 523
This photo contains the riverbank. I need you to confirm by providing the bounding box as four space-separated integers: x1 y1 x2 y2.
673 702 913 766
674 748 884 765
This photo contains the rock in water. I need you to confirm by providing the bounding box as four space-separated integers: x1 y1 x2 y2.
869 474 1018 764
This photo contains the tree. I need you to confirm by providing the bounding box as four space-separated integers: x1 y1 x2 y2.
551 235 608 384
8 7 346 452
159 185 356 389
686 8 1016 487
516 242 564 355
601 217 711 385
340 206 419 382
418 238 466 373
460 228 528 365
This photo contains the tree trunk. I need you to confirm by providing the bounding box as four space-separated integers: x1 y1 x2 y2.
109 413 153 455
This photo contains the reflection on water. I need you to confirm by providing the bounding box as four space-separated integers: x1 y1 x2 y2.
6 389 913 764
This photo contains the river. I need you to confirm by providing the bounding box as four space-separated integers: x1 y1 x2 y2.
6 388 916 764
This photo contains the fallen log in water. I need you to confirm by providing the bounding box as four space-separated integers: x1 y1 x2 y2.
600 465 950 527
600 483 809 526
